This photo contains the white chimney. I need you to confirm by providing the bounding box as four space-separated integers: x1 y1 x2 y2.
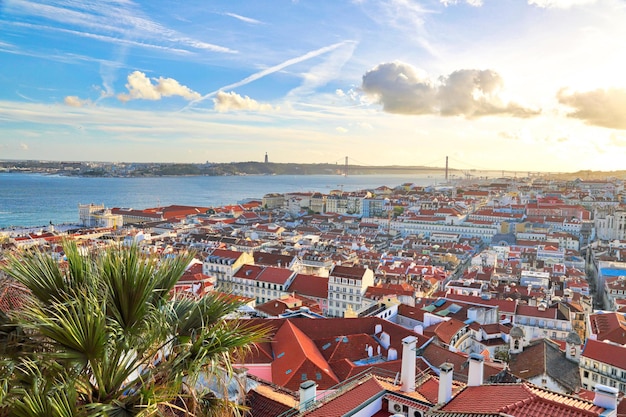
593 384 618 412
388 347 397 361
438 362 454 405
467 353 484 387
401 335 417 392
299 380 317 412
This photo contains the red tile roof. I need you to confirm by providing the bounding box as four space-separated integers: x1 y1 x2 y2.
305 376 385 417
272 320 340 391
588 312 626 345
288 274 328 299
330 265 368 279
0 279 29 312
582 338 626 370
440 383 606 416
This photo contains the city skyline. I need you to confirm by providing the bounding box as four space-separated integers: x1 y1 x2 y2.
1 0 625 172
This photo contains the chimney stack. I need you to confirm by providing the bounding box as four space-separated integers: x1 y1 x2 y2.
467 353 484 387
438 362 454 405
401 335 417 392
299 380 317 412
593 384 618 412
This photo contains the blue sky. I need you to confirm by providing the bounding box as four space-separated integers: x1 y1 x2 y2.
1 0 626 172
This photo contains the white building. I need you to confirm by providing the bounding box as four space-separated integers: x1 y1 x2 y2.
327 265 374 317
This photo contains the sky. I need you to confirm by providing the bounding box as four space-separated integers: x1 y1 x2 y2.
1 0 626 173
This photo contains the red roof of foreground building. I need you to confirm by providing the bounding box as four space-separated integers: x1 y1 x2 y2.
305 376 385 417
272 320 340 391
438 383 607 416
0 279 30 313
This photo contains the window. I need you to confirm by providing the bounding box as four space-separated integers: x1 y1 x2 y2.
301 373 307 381
592 374 598 382
601 377 607 385
316 372 322 380
584 371 589 378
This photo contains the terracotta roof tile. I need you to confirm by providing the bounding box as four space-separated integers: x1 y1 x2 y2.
305 376 385 416
288 274 328 299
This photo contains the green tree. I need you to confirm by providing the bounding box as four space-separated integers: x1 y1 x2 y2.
0 242 265 417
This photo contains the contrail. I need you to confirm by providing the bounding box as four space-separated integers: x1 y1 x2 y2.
183 40 354 110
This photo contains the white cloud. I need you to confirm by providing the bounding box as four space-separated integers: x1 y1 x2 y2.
224 12 263 24
361 61 539 118
20 143 29 151
213 91 274 112
557 87 626 129
440 0 483 6
528 0 598 8
336 127 349 133
64 96 92 107
117 71 201 102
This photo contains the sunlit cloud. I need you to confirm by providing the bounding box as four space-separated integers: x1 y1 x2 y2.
557 87 626 130
213 91 274 112
117 71 201 102
64 96 92 107
361 61 539 118
336 126 348 133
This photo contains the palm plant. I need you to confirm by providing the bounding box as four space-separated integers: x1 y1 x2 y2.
0 242 266 417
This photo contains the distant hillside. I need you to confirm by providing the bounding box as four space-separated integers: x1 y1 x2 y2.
542 170 626 181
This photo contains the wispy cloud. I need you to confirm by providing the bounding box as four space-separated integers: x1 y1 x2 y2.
528 0 598 8
440 0 483 6
286 41 357 99
5 0 236 53
223 12 263 24
186 40 355 109
8 22 196 55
